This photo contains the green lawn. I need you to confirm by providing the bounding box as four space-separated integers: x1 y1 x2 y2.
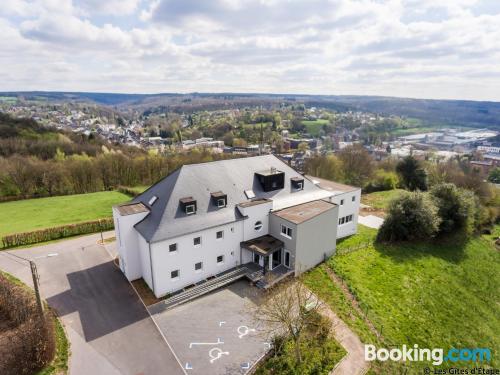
361 189 405 210
301 119 329 136
0 191 130 237
305 225 500 372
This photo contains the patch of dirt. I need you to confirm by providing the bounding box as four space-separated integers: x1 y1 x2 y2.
360 206 386 218
131 278 165 306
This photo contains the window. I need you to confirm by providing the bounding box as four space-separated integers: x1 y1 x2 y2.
296 182 303 190
280 224 293 238
217 255 224 264
352 195 356 202
148 196 158 205
254 253 260 264
195 262 203 271
254 221 263 231
193 236 201 246
186 204 196 215
340 199 344 206
216 230 224 239
169 243 177 253
171 269 180 279
217 198 226 208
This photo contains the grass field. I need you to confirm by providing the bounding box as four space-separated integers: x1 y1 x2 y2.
0 191 129 237
305 225 500 372
301 119 329 136
361 189 405 210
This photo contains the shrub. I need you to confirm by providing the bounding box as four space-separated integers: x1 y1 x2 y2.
396 156 427 191
1 218 114 248
429 183 477 235
377 191 441 242
364 169 399 192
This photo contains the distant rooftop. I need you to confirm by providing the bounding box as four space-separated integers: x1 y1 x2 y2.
272 199 336 224
305 175 359 193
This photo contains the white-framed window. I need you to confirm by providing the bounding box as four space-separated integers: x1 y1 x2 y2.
193 236 201 246
340 199 344 206
186 204 196 215
217 198 226 208
244 190 255 199
254 221 263 231
296 182 303 190
169 243 177 253
217 255 224 264
195 262 203 271
352 195 356 202
171 269 180 280
280 224 293 239
216 230 224 239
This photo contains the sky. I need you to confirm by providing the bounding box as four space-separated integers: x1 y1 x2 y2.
1 0 500 101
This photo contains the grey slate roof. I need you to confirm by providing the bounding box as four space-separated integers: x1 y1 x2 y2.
132 155 325 243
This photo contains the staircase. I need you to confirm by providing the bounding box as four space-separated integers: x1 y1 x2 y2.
149 266 250 313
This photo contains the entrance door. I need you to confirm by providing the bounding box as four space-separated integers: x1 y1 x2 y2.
253 253 260 265
272 249 282 269
284 251 291 268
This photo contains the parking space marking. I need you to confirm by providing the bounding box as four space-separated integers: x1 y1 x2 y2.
189 338 224 348
237 325 256 338
209 348 229 363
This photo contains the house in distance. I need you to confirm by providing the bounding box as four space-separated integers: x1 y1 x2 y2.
113 155 360 298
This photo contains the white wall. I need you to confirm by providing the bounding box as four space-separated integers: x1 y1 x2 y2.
150 221 244 297
239 201 273 241
138 233 153 291
328 189 361 238
112 208 148 281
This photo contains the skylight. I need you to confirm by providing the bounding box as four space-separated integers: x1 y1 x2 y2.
244 190 255 199
148 196 158 205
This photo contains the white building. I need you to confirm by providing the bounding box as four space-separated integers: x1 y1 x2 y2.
113 155 360 298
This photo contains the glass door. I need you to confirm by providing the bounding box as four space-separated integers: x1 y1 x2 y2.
272 249 282 269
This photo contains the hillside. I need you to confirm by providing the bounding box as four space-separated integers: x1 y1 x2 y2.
2 91 499 130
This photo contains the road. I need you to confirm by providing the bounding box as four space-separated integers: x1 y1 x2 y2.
0 233 185 375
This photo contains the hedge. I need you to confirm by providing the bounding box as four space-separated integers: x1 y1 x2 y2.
1 218 114 249
0 272 56 375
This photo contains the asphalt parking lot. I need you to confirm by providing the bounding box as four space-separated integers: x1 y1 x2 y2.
148 280 271 375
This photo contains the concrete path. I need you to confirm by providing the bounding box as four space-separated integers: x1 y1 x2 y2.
321 305 370 375
358 214 384 229
0 233 185 375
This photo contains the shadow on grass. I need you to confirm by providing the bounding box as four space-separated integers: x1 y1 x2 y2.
373 231 470 264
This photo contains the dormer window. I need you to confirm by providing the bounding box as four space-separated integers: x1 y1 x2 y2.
211 191 227 208
291 177 304 190
255 169 285 192
180 197 197 215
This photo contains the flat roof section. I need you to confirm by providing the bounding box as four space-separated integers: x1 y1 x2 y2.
241 235 284 256
305 175 360 193
237 198 272 208
116 202 149 216
272 199 336 224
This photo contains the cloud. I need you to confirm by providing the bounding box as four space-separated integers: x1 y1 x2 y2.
0 0 499 100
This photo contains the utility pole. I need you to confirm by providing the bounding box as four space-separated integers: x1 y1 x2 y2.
30 261 44 318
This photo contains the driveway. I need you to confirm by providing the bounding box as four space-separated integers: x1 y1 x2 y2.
0 233 185 375
148 280 270 375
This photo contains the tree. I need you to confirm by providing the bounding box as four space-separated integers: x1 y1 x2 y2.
297 142 309 153
304 155 344 182
337 144 373 187
365 169 399 192
396 156 427 191
377 191 441 242
430 183 477 235
488 167 500 184
254 280 322 365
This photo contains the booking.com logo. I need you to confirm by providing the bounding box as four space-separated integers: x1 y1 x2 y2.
365 344 492 366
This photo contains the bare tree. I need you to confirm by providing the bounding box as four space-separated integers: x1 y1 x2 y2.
253 279 322 364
